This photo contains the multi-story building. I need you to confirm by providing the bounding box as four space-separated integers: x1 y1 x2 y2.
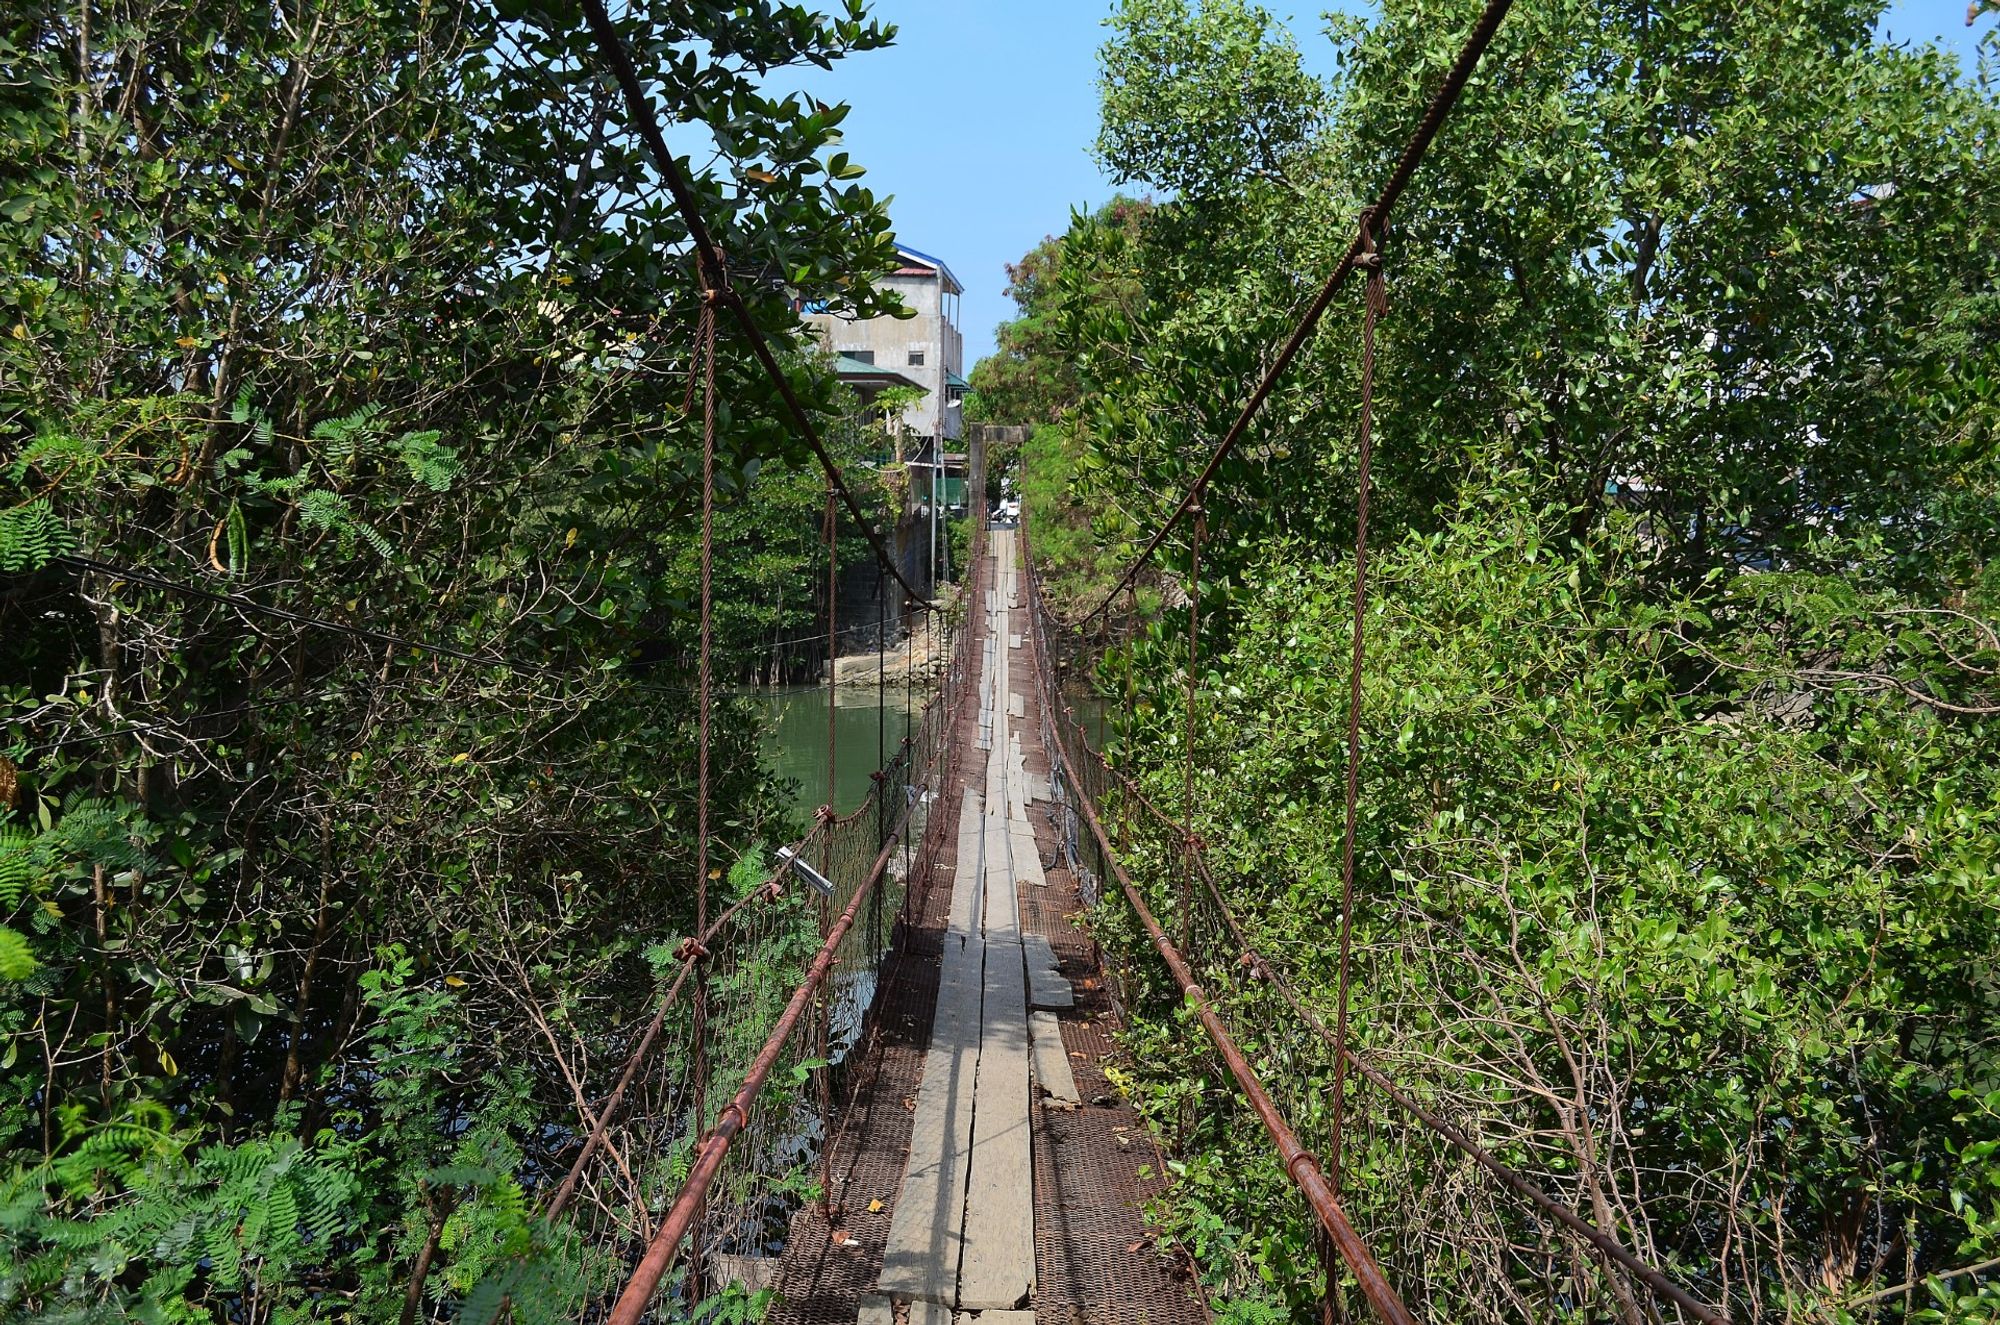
806 244 967 448
800 245 973 649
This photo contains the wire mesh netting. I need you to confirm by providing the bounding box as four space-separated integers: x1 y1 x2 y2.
533 568 979 1323
1018 517 1720 1325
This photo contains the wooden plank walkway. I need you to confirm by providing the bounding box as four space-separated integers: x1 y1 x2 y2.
768 528 1207 1325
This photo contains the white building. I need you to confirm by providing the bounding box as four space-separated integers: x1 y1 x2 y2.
805 244 966 447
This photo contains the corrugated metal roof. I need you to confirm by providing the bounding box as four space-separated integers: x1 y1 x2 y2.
835 355 924 390
893 244 964 297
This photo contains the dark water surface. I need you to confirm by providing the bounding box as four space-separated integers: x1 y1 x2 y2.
752 684 918 817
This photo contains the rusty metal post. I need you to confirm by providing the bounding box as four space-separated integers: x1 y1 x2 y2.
1182 506 1203 956
818 482 838 1217
688 292 720 1308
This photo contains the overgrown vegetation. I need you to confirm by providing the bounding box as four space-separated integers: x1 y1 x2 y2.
969 197 1159 624
0 2 917 1318
985 0 2000 1319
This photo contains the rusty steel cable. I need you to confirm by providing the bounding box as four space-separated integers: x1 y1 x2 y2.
1182 505 1204 958
1085 0 1516 622
818 481 838 1213
825 484 840 823
600 640 969 1324
1328 217 1386 1191
689 290 719 1304
577 0 934 610
697 293 718 942
1023 526 1732 1325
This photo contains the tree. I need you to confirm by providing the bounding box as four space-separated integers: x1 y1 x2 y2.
967 197 1152 429
0 1 908 1317
1055 0 2000 1319
1096 0 1328 201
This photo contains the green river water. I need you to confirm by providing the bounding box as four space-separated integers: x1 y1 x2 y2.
752 685 919 817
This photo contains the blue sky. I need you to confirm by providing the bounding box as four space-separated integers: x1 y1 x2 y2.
774 1 1991 368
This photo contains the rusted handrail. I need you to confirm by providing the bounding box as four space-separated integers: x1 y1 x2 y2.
1017 522 1416 1325
601 777 922 1323
1022 517 1730 1325
598 543 980 1322
1097 758 1730 1322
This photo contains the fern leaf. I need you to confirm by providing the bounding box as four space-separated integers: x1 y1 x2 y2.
0 825 33 909
311 404 383 467
355 519 394 559
265 1177 300 1246
0 498 73 572
392 430 462 492
457 1266 518 1325
0 925 35 980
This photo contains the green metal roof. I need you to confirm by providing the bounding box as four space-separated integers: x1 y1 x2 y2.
835 355 923 390
945 370 971 390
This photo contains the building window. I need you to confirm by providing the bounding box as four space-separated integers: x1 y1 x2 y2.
846 350 875 365
908 348 926 367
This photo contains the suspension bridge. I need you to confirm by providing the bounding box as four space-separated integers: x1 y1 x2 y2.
515 0 1746 1318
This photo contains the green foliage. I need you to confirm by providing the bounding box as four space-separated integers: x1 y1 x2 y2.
0 498 70 572
967 197 1151 428
1046 0 2000 1317
0 929 32 982
2 1107 365 1322
688 1280 776 1323
1104 480 2000 1319
0 0 914 1319
1097 0 1328 199
1019 423 1151 628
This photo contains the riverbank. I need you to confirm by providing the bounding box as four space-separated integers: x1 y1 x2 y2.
828 587 960 687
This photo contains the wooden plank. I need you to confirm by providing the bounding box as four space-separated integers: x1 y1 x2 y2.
983 810 1019 942
948 791 984 934
957 937 1035 1311
1030 1011 1080 1105
1022 934 1072 1009
877 934 987 1305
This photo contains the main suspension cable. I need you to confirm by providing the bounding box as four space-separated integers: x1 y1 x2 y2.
577 0 935 610
1327 215 1386 1190
1083 0 1515 622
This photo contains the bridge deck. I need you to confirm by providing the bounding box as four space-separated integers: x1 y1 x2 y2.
768 529 1207 1324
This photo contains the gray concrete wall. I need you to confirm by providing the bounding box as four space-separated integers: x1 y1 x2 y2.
806 264 964 442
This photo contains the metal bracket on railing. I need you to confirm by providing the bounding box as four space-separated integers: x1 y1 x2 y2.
777 844 835 899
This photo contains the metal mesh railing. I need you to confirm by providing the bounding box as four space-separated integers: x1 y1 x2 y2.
549 537 979 1323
